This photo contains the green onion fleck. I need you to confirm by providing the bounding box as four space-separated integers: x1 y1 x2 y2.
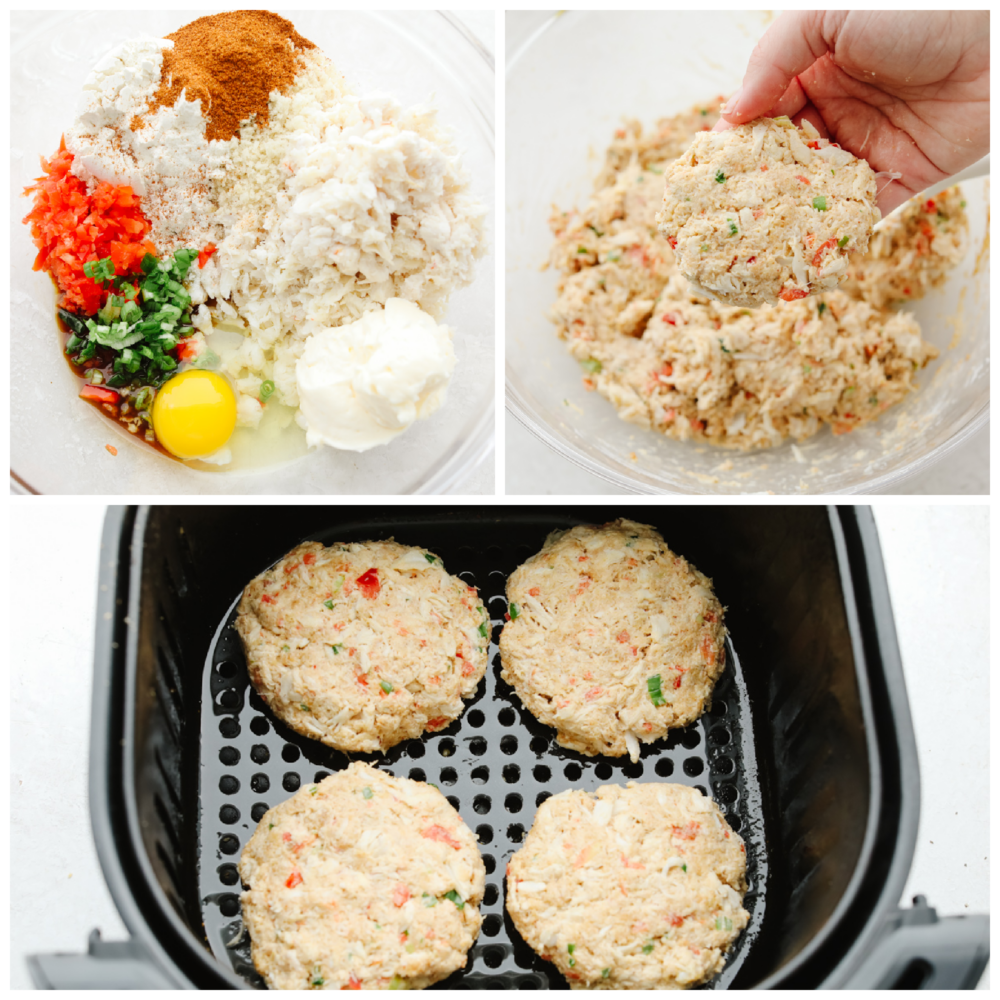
422 893 437 908
718 339 731 354
587 224 604 238
323 599 335 610
389 975 406 990
509 603 520 620
817 302 827 316
837 235 850 248
309 785 318 796
700 108 708 116
478 622 489 638
602 969 611 979
869 395 878 405
330 644 343 655
577 246 590 254
568 958 576 968
259 379 275 402
642 942 654 955
281 644 290 652
714 170 726 184
299 703 310 711
580 358 602 374
727 220 738 236
701 244 711 252
444 889 465 909
960 200 967 208
568 944 576 955
362 786 373 800
380 680 394 694
312 976 324 987
682 864 687 872
812 195 828 211
647 674 666 707
803 364 812 374
424 553 437 564
715 916 733 931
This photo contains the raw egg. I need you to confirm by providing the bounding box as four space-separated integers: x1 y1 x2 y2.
152 370 237 459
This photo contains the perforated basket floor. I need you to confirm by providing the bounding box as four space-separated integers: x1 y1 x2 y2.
197 516 768 989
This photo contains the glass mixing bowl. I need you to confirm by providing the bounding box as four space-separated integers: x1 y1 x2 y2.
506 11 989 495
11 11 494 495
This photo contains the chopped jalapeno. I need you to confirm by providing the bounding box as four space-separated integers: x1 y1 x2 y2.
323 599 335 610
812 195 828 211
647 674 666 707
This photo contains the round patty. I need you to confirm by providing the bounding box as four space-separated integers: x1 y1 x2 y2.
506 782 748 990
657 116 879 307
236 539 489 753
499 520 726 761
239 762 485 990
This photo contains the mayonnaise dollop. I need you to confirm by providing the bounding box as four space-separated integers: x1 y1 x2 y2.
295 298 457 452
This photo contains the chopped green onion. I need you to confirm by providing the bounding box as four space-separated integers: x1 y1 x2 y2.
682 864 687 872
960 200 967 208
388 975 406 990
700 108 708 116
568 958 576 968
299 703 310 711
309 785 318 796
837 235 850 248
424 553 437 564
323 599 335 610
647 674 666 707
478 622 489 638
587 224 604 238
817 302 827 316
422 893 437 908
312 976 325 987
568 944 576 954
602 968 611 979
577 246 590 254
701 244 710 252
380 680 394 694
444 890 465 909
509 603 520 620
259 379 275 402
718 339 731 354
714 170 726 184
330 644 343 655
580 358 602 374
727 220 738 236
869 395 878 405
715 916 733 931
642 942 654 955
803 364 812 374
281 644 290 652
362 786 373 800
812 195 828 211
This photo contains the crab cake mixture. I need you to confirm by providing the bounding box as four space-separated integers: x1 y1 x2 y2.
236 540 489 753
657 116 879 307
549 102 967 450
239 762 485 990
499 520 725 762
506 782 748 990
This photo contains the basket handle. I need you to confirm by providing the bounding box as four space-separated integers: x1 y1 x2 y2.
839 896 989 989
27 928 178 989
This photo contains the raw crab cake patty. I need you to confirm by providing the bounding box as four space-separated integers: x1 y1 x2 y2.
506 782 749 990
236 539 489 753
239 762 485 990
499 519 725 762
657 116 879 307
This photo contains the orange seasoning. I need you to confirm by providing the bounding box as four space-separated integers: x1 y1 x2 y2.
148 11 316 142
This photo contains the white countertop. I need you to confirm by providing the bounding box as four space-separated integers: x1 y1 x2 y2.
9 503 988 988
505 414 989 495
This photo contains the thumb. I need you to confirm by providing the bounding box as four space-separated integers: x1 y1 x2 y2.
724 11 838 122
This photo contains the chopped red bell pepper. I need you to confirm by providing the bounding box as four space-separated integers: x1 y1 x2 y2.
357 568 380 599
80 385 119 405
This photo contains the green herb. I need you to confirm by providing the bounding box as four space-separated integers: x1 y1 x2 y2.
587 224 604 238
478 622 489 638
718 339 731 353
715 170 726 184
648 165 663 175
330 644 343 655
577 246 590 254
309 785 318 796
444 889 465 909
831 168 836 175
818 302 827 316
602 968 611 979
568 958 576 968
269 823 275 830
580 357 602 374
323 599 335 610
715 916 733 931
389 976 406 990
960 200 967 208
727 220 738 236
424 553 437 564
647 674 666 707
844 386 856 396
380 680 394 694
281 644 290 652
837 235 850 248
133 386 154 411
509 602 520 620
637 175 644 182
606 251 621 262
700 244 710 252
803 364 812 374
422 893 437 908
568 944 576 955
312 976 325 987
642 942 654 955
682 864 687 872
299 703 310 711
83 258 116 283
812 195 828 211
259 379 275 402
362 786 373 800
700 108 708 116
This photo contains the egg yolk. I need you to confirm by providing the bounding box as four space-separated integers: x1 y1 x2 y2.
152 370 237 459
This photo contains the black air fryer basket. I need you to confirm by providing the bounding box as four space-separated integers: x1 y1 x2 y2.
29 506 988 989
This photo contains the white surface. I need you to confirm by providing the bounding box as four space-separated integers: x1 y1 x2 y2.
506 412 990 495
9 503 989 988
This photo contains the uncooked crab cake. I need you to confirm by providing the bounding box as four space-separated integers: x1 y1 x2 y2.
506 782 749 990
239 762 485 990
499 519 725 762
235 539 489 753
656 116 879 307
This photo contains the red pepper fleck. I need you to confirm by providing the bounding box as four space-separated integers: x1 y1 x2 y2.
806 140 819 150
617 630 630 643
427 717 449 729
704 612 716 623
779 288 809 301
421 825 462 850
674 677 682 689
812 237 838 269
667 236 677 250
105 444 118 456
672 822 701 840
924 199 936 212
670 914 685 927
504 613 511 622
284 562 300 574
81 385 119 405
197 243 217 269
661 312 678 325
260 594 275 605
357 568 380 599
392 884 411 907
746 256 756 264
795 174 811 185
578 554 589 562
528 587 540 596
285 870 303 889
282 832 292 842
343 975 362 990
303 552 316 566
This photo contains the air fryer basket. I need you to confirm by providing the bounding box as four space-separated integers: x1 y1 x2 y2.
28 506 989 989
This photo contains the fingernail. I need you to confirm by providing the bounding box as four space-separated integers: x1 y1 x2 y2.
722 87 743 116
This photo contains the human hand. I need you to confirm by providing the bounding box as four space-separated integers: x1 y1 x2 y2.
714 11 989 214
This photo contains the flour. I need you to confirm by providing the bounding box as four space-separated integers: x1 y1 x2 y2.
65 36 233 256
